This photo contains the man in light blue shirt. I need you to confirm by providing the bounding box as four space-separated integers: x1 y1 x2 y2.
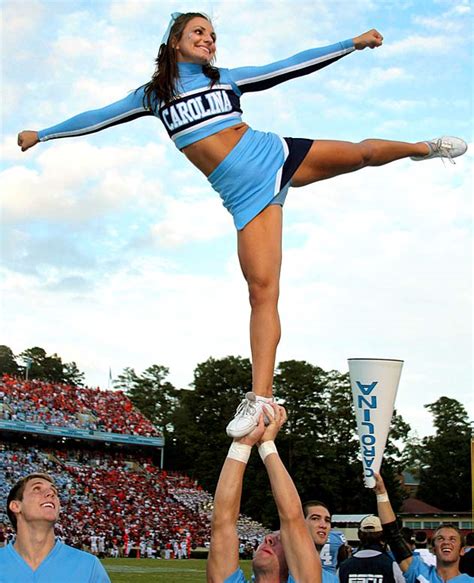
373 473 473 583
0 472 110 583
303 499 346 583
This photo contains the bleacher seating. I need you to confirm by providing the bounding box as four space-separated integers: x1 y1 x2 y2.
0 375 160 437
0 376 267 555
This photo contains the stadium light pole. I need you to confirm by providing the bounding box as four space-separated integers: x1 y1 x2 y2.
22 356 33 381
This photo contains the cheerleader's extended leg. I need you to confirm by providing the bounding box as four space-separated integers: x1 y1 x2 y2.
291 137 467 186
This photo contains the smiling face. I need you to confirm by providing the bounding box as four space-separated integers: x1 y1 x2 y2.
9 477 60 530
305 504 331 547
173 17 216 65
253 531 288 578
432 527 463 566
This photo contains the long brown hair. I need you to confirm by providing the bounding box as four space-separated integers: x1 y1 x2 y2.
143 12 220 107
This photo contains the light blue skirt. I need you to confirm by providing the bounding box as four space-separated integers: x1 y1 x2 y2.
208 128 290 230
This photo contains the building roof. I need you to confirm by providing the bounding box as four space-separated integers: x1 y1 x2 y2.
401 498 443 513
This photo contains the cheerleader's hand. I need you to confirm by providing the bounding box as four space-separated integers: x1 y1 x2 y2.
18 130 39 152
353 29 383 50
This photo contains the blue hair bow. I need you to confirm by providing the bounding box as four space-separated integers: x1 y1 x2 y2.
161 12 183 45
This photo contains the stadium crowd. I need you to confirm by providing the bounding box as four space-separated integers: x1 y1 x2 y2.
0 375 268 560
0 375 160 437
0 443 267 558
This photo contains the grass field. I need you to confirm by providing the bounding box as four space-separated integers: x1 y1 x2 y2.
102 558 253 582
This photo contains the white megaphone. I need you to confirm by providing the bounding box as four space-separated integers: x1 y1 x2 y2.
348 358 403 488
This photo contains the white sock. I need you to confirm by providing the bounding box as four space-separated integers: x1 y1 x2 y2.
255 395 274 403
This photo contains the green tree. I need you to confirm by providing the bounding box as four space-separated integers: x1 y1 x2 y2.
116 365 178 439
416 397 472 510
114 367 139 393
20 347 65 382
17 347 85 385
63 361 85 387
171 356 253 487
398 433 424 479
273 360 337 504
0 345 20 375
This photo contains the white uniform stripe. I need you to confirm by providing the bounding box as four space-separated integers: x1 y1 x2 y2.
236 47 352 87
274 137 289 196
42 108 147 140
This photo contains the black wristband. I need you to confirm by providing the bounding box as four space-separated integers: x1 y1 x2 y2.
382 520 413 563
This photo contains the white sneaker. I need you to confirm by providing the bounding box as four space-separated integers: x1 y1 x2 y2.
411 136 467 164
226 392 274 438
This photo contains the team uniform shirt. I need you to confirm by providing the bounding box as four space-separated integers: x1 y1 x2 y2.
339 545 405 583
223 566 334 582
37 40 354 230
37 39 355 150
0 541 111 583
224 567 296 582
404 555 474 583
323 569 339 583
414 548 437 567
321 530 347 574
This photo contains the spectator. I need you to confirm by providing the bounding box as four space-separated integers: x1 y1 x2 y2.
373 473 473 583
339 515 404 583
303 499 345 581
0 473 110 582
460 533 474 576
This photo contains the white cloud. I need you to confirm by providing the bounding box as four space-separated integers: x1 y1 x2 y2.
48 29 151 82
326 67 409 95
1 0 45 47
375 98 422 112
413 1 470 30
373 119 410 133
51 35 96 59
381 35 453 58
453 3 471 15
2 251 250 391
413 15 462 32
1 141 168 223
151 194 230 247
108 0 163 20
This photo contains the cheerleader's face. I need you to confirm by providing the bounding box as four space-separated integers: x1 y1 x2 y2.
174 17 216 64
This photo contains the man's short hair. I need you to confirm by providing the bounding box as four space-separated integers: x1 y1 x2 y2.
302 500 331 519
432 524 465 547
7 473 56 531
358 530 384 546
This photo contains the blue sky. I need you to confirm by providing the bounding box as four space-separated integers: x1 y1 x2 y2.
1 0 472 438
